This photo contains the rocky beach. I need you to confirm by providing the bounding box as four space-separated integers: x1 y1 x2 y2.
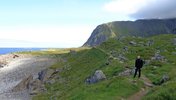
0 54 56 100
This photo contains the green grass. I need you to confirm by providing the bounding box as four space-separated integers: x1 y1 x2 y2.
143 81 176 100
33 34 176 100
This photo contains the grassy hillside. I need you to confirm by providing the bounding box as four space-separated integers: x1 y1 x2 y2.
33 34 176 100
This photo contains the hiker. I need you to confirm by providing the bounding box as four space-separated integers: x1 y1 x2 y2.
134 56 144 78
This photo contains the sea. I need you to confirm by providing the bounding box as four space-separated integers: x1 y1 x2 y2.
0 48 45 55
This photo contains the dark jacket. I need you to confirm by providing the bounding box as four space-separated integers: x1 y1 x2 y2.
135 58 143 69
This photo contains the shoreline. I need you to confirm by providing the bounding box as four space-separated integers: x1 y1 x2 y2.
0 53 57 100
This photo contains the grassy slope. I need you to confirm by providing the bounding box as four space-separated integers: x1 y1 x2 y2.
33 34 176 100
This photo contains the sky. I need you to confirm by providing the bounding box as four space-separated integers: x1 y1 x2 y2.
0 0 175 48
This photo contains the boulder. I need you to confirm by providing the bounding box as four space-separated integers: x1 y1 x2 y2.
160 74 169 85
85 70 106 84
129 41 137 46
94 70 106 80
12 75 33 92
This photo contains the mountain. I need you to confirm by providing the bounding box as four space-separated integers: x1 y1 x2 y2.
84 18 176 46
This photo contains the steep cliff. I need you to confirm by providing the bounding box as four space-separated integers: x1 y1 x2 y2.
84 18 176 46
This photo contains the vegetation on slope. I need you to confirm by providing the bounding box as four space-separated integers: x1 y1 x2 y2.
33 34 176 100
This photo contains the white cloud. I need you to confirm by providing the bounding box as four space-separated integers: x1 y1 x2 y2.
0 25 94 47
103 0 153 15
104 0 176 19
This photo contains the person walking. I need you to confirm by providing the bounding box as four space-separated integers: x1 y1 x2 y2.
134 56 144 78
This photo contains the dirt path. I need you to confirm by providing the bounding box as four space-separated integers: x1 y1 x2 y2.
127 76 154 100
0 54 57 100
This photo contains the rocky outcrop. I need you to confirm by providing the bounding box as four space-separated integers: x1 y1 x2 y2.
83 18 176 46
85 70 106 84
29 79 46 95
38 69 55 82
11 68 60 95
151 53 165 61
83 24 116 46
159 74 170 85
118 69 134 76
12 75 33 92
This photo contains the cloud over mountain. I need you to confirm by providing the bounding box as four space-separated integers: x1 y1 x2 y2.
104 0 176 19
131 0 176 19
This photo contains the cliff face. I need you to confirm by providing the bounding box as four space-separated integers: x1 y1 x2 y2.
83 18 176 46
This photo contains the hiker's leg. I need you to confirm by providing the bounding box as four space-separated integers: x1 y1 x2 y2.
134 69 138 78
138 69 141 78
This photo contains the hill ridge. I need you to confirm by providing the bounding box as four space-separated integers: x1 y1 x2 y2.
84 18 176 46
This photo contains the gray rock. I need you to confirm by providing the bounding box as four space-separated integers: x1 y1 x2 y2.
151 53 165 61
118 54 127 62
144 60 150 65
160 74 169 85
38 69 55 82
123 46 128 51
46 79 56 85
94 70 106 80
12 75 33 92
29 79 46 95
129 41 137 46
85 70 106 84
144 82 154 87
118 69 133 76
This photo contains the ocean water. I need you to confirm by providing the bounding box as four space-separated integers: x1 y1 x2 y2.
0 48 45 55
